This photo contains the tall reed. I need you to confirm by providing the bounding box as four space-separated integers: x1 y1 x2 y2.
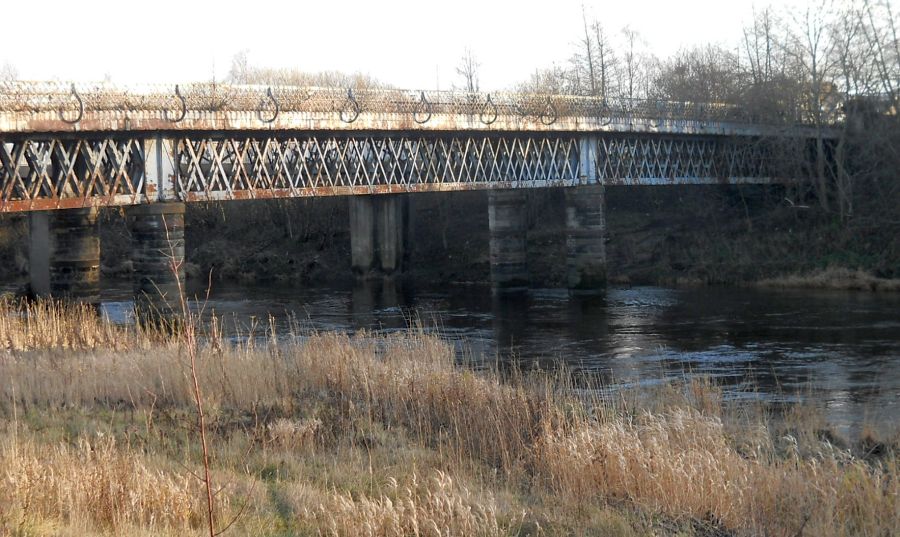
0 300 896 536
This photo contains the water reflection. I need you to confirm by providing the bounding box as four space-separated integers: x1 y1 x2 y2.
86 280 900 432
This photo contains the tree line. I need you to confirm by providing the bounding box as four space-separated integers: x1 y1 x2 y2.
520 2 897 121
512 1 897 219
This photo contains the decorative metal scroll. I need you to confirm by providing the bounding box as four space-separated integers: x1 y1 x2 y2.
0 80 839 127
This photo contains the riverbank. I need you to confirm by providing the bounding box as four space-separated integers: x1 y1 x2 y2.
1 184 898 291
756 266 900 292
1 300 897 536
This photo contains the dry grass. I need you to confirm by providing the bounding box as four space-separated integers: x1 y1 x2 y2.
0 298 141 351
298 471 508 537
756 266 900 292
0 435 206 535
0 299 897 536
536 409 899 535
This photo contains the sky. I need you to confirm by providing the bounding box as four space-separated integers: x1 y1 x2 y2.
2 0 817 91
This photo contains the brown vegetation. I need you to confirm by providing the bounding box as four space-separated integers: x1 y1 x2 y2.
0 300 897 536
757 266 900 292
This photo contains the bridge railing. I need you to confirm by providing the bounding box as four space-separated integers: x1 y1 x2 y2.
0 81 839 128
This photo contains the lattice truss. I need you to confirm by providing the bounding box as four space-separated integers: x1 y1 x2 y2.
596 136 780 183
175 135 581 198
0 133 794 211
0 138 144 209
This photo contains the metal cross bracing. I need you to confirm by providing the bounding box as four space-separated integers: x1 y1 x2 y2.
0 137 145 212
174 135 581 202
0 132 795 212
595 136 794 185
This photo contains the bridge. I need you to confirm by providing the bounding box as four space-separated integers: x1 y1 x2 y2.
0 81 834 312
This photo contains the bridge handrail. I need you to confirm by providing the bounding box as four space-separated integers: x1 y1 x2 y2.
0 80 840 127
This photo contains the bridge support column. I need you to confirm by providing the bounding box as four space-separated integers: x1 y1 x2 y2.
128 203 186 321
350 195 408 278
377 195 407 275
350 197 376 275
489 190 529 293
29 208 101 304
565 185 607 294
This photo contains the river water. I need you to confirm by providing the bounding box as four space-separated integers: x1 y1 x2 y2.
89 280 900 434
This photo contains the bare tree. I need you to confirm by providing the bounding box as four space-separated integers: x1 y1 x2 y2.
455 48 481 93
654 45 743 103
0 61 17 82
859 0 900 106
580 5 597 95
593 22 617 99
743 7 776 86
619 26 641 100
516 64 573 94
224 51 386 89
228 50 251 84
784 0 841 210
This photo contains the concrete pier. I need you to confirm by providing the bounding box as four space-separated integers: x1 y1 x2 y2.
128 203 186 318
28 208 101 304
350 196 376 275
565 185 607 294
377 195 407 275
28 212 50 297
349 195 408 278
488 189 529 292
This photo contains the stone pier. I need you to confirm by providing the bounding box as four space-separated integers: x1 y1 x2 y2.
488 189 529 293
565 185 607 293
565 136 607 294
349 195 408 278
128 203 186 319
28 208 101 304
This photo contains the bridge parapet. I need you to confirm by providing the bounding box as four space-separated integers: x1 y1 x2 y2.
0 81 837 137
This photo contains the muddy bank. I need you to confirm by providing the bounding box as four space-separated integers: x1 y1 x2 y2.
0 184 898 289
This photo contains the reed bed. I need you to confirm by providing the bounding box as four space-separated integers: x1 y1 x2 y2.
0 297 140 351
0 299 897 536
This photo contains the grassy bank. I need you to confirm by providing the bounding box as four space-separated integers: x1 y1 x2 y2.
0 300 897 536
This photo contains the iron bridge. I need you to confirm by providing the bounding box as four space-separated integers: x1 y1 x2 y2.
0 81 834 213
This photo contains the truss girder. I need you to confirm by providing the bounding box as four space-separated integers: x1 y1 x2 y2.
596 136 779 184
173 135 581 201
0 137 145 211
0 133 786 212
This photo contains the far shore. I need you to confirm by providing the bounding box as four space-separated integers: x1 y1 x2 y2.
754 266 900 293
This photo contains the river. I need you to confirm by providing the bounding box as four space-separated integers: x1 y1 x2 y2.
88 280 900 435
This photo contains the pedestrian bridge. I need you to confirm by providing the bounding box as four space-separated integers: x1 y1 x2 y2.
0 81 836 307
0 81 831 213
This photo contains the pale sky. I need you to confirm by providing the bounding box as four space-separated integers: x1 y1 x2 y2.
2 0 816 91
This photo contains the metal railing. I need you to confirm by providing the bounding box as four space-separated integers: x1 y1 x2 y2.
0 80 838 127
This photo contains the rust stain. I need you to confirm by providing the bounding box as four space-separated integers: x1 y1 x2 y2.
0 195 146 213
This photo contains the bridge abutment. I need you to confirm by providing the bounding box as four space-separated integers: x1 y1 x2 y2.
28 208 101 304
127 203 186 321
489 190 529 293
350 195 408 278
565 185 607 294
